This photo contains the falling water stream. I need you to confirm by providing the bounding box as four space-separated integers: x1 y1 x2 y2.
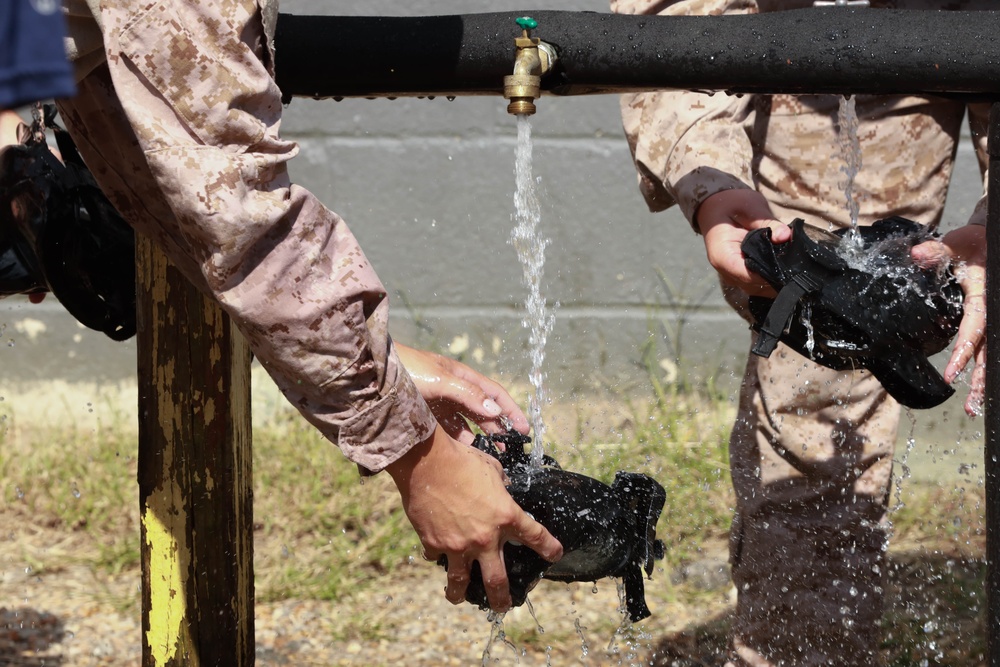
837 95 863 235
477 115 550 667
511 115 555 467
484 114 647 667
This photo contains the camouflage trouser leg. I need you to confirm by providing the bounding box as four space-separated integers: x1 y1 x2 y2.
722 288 899 667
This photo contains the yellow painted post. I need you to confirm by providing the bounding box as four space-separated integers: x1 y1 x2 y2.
135 235 254 666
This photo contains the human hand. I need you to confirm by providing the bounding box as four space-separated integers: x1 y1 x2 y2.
694 189 791 297
912 224 986 416
395 343 529 445
386 426 563 612
0 110 25 149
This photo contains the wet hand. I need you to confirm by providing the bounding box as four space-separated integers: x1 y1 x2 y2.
385 426 563 612
694 189 790 297
395 343 529 445
912 224 986 416
0 110 25 150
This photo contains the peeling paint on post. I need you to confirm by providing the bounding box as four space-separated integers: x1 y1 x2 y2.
136 236 254 666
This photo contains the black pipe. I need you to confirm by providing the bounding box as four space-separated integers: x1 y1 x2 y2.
988 102 1000 667
275 9 1000 100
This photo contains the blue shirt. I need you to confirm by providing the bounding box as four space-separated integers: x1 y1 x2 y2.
0 0 75 108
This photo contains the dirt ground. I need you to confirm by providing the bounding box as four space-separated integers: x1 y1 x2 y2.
1 512 988 667
0 513 734 667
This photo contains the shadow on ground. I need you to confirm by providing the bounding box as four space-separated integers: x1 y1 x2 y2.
1 607 65 666
648 553 986 667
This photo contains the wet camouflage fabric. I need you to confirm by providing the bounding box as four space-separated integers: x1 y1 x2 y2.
727 281 896 667
612 1 991 665
58 0 436 472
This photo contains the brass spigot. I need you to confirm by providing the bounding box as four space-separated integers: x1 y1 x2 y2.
504 17 557 116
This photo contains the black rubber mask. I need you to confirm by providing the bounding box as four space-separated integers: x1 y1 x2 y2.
0 106 136 340
741 217 963 409
440 430 666 623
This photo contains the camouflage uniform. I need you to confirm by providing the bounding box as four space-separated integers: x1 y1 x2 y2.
611 0 990 664
59 0 437 472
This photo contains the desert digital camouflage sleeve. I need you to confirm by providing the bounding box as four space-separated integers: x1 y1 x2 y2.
612 0 760 230
59 0 437 473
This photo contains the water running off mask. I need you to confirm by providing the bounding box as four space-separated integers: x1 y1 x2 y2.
511 115 555 468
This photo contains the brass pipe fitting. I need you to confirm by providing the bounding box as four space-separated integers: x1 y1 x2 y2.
504 17 557 116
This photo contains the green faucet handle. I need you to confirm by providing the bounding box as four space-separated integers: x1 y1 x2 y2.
515 16 538 31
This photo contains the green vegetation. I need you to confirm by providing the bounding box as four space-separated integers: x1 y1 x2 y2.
0 411 140 576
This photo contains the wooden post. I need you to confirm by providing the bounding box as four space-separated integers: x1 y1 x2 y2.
987 101 1000 667
135 235 255 666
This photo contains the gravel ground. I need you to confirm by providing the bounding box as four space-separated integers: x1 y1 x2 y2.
0 519 735 667
2 515 990 666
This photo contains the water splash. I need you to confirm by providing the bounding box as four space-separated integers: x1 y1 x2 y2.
574 617 590 657
511 115 555 467
801 301 816 356
525 597 545 636
835 225 950 319
480 611 517 666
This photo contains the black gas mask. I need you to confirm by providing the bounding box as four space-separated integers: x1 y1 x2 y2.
0 106 136 341
439 430 666 623
741 217 963 409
